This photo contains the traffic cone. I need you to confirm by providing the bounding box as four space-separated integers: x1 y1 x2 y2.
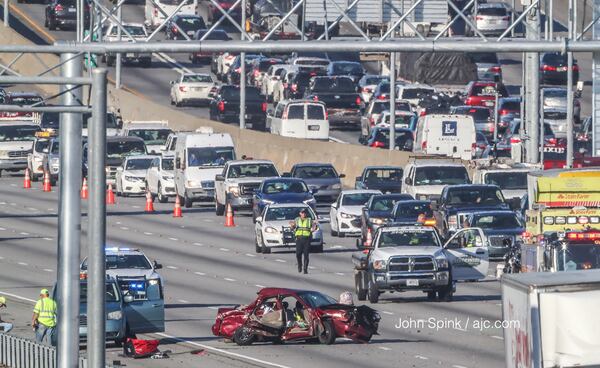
23 168 31 189
224 203 235 227
365 228 372 248
145 190 155 213
42 170 51 192
173 195 182 218
80 178 88 199
106 183 115 205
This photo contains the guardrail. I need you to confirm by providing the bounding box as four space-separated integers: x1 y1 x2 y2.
0 333 88 368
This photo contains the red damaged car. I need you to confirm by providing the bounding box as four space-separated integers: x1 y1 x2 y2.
211 288 380 346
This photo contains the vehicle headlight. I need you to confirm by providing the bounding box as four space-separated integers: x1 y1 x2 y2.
107 311 122 320
330 184 341 190
373 260 387 270
264 226 278 233
124 175 137 182
148 278 160 286
186 180 201 187
340 212 353 219
227 186 240 195
0 150 7 158
370 217 385 225
435 257 449 269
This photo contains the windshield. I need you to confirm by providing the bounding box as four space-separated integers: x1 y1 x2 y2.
128 129 171 146
0 125 39 141
221 87 262 100
557 244 600 271
187 147 235 167
265 207 314 221
106 254 152 269
501 100 520 110
34 139 50 152
162 158 174 170
107 140 146 158
378 230 440 248
414 167 470 186
454 107 491 120
544 111 567 120
311 78 355 93
472 214 521 229
182 74 213 83
228 163 278 178
543 53 567 64
176 17 205 29
262 180 308 194
369 198 398 212
364 168 402 183
543 89 566 98
446 187 504 206
125 158 153 170
50 141 59 154
332 62 363 75
342 193 374 206
394 202 433 220
111 25 146 37
80 282 120 303
485 172 527 190
363 76 387 85
478 7 507 16
297 291 337 308
294 166 337 179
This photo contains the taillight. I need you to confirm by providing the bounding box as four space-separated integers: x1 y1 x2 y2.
502 16 510 21
172 26 178 33
261 102 267 112
419 110 426 116
364 87 371 93
313 96 319 102
324 110 328 120
253 69 260 77
465 97 473 105
217 101 225 112
355 96 362 106
547 138 557 145
476 16 484 20
55 4 64 11
490 66 502 73
421 141 427 150
542 65 557 72
573 65 580 72
471 142 477 151
372 141 385 148
179 86 188 92
377 95 386 100
235 68 241 73
499 109 510 115
283 83 288 89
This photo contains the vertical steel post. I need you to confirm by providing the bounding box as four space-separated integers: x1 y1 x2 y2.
525 2 541 163
56 52 83 368
511 0 515 37
87 68 107 368
566 0 574 167
240 0 246 129
494 89 499 143
549 0 553 39
540 88 545 166
3 0 7 27
389 52 395 151
593 0 600 157
116 4 122 89
301 0 306 40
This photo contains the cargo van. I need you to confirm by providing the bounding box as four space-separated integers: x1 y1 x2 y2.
174 130 235 208
145 0 198 30
0 121 40 176
121 120 172 154
413 114 476 160
267 100 329 140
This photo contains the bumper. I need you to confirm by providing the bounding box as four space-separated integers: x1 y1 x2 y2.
262 232 323 248
161 184 176 197
228 195 254 210
186 187 215 200
31 160 45 176
372 271 450 290
338 216 362 234
541 71 579 84
122 180 146 194
328 110 361 125
0 158 27 170
79 320 125 341
179 96 211 105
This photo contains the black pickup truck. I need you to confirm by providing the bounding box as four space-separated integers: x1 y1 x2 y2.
209 85 267 131
304 76 363 127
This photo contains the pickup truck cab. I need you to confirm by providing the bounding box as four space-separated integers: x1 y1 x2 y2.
402 160 470 201
214 159 280 215
355 166 403 193
353 225 490 303
472 163 537 201
209 85 268 130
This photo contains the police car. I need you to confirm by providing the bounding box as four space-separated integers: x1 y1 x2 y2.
80 248 165 335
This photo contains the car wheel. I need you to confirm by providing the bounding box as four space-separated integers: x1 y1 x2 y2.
317 320 336 345
438 280 454 302
255 235 263 253
157 183 168 203
170 98 175 105
355 273 367 301
215 199 225 216
427 291 437 301
31 173 39 182
312 242 323 253
330 228 338 237
184 194 193 208
261 234 271 254
367 279 379 304
233 326 256 346
175 100 181 107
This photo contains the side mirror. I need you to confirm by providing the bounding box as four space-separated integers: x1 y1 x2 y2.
153 261 162 269
331 203 337 209
339 173 346 178
176 157 181 168
123 295 134 303
255 216 262 223
215 174 225 181
404 177 411 185
311 188 319 194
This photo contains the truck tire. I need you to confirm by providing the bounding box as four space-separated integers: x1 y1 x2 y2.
355 272 367 301
438 284 453 302
215 199 225 216
367 279 379 304
317 320 336 345
184 194 193 208
255 235 262 253
157 183 168 203
233 326 256 346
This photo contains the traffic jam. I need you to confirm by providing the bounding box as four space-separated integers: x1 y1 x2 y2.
1 0 600 366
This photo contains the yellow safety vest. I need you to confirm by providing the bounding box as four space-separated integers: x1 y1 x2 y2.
295 217 312 237
34 298 57 327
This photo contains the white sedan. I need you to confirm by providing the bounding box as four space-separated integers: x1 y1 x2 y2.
330 189 382 237
255 203 323 254
115 155 155 197
170 73 216 107
145 155 175 203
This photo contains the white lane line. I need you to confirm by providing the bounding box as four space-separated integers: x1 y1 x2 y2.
194 272 206 276
491 335 504 340
245 253 256 257
27 207 37 211
193 242 203 246
177 299 189 304
154 52 194 74
9 203 16 206
382 311 394 315
0 256 4 259
308 266 316 270
155 332 293 368
180 226 185 229
495 303 502 306
120 227 129 231
47 208 54 211
168 237 179 241
0 291 36 303
166 266 179 270
0 227 5 231
275 259 286 263
43 268 53 272
203 219 213 223
17 262 28 266
132 205 141 209
378 347 391 351
116 221 121 225
0 202 5 205
219 248 230 252
330 245 343 249
452 365 468 368
19 232 29 236
328 136 348 144
335 272 345 276
224 278 236 282
207 306 219 310
43 237 52 241
255 284 265 288
144 232 153 235
415 355 429 360
10 183 16 187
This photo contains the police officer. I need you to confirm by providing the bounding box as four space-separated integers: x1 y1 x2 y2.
290 209 316 274
32 289 57 346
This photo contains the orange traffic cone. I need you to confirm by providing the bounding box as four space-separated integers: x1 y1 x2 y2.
42 170 52 192
145 190 155 213
173 195 182 218
365 228 372 248
81 178 88 199
106 183 115 205
224 203 235 227
23 168 31 189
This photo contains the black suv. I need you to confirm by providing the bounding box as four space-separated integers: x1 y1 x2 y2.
45 0 90 31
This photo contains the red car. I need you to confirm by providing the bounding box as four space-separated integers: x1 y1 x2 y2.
211 288 380 346
464 81 508 108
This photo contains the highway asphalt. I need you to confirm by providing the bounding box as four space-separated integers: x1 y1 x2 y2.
0 175 505 368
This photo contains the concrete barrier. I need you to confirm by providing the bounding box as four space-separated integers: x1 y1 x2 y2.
0 22 413 187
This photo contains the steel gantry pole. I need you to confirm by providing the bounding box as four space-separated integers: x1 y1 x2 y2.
525 2 541 163
3 0 8 27
566 0 575 167
56 52 83 368
240 0 246 130
87 68 108 368
116 4 122 89
389 52 396 151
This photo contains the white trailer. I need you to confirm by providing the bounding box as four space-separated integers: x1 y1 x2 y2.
502 270 600 368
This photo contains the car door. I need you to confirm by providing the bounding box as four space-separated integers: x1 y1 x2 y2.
122 278 164 334
443 227 490 281
330 195 341 231
148 158 160 193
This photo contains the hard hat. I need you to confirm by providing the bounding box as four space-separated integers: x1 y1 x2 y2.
0 296 6 305
40 289 49 295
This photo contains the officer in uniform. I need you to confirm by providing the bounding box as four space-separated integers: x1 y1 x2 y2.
290 209 317 274
32 289 57 346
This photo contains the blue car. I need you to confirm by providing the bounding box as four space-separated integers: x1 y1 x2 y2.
465 210 525 260
252 178 316 222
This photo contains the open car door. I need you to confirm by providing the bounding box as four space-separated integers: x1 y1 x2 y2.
443 227 489 281
246 297 285 337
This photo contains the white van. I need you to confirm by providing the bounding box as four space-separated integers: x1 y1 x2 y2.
145 0 198 30
0 121 40 176
267 100 329 140
174 131 235 208
413 114 476 160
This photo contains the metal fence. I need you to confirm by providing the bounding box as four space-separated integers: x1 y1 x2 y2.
0 333 88 368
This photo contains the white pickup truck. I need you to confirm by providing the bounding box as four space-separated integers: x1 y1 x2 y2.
353 225 490 303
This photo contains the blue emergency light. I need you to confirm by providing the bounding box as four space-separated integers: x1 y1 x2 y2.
129 282 145 290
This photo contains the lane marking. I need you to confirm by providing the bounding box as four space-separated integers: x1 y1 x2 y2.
245 253 256 257
382 311 394 315
224 278 236 282
120 227 129 231
335 272 345 276
177 299 189 304
328 136 348 144
194 272 206 276
43 237 53 241
491 335 504 340
132 205 141 209
203 219 213 223
415 355 429 360
19 232 29 236
166 265 178 270
207 306 219 310
378 347 391 351
275 259 286 263
0 290 36 303
43 268 53 272
27 207 37 211
155 332 293 368
219 248 230 252
144 232 153 235
0 227 5 231
452 365 468 368
255 284 265 288
17 262 28 266
168 237 179 241
308 266 316 270
193 242 203 246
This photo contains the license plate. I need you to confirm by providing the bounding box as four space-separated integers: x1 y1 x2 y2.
406 279 419 286
558 66 567 72
68 7 76 12
308 125 320 131
193 87 205 91
484 101 494 107
126 53 135 58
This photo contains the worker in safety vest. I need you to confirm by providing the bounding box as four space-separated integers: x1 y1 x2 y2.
0 296 12 333
290 209 317 274
32 289 57 346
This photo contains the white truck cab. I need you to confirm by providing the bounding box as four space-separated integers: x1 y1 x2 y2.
413 114 476 160
122 121 173 155
174 130 235 208
472 161 540 201
402 159 471 202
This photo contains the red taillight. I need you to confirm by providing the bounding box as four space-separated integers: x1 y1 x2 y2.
283 83 288 89
471 142 477 151
419 110 426 116
313 96 319 102
499 109 510 115
573 65 580 72
421 141 427 150
253 69 260 77
377 95 386 100
172 26 178 33
490 66 502 73
543 65 557 72
465 97 473 105
510 137 521 144
372 141 385 148
476 16 484 20
291 84 297 92
235 68 241 73
179 86 188 92
55 4 64 11
217 101 225 112
547 138 557 145
355 96 362 106
261 102 267 112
